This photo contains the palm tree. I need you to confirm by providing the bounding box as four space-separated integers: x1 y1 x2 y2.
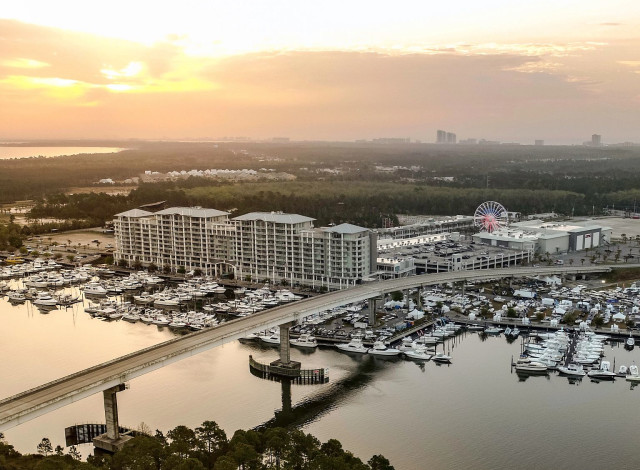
580 258 585 266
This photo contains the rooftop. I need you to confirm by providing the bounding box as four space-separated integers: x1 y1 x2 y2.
154 207 229 218
233 212 315 224
114 209 154 218
322 223 369 234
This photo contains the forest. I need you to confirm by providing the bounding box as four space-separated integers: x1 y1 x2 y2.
0 422 394 470
5 140 640 229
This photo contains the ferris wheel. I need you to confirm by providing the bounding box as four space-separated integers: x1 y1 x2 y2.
474 201 508 233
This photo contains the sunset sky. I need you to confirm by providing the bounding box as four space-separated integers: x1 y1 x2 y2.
1 1 639 143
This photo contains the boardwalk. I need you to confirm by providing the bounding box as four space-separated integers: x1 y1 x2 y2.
0 265 611 431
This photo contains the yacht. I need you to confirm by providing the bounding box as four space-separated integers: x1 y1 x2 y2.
468 324 484 331
336 338 368 354
432 352 452 364
7 291 26 302
403 347 432 361
368 341 401 356
83 283 108 296
587 361 617 380
33 293 58 306
484 326 503 335
290 334 318 349
626 364 640 383
260 333 281 345
625 335 635 351
557 363 586 377
514 358 548 373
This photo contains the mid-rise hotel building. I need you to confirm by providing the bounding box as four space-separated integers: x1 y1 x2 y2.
114 207 377 289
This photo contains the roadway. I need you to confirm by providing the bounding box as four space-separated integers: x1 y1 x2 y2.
0 265 613 431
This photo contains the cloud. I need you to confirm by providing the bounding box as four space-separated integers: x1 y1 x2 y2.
0 19 639 143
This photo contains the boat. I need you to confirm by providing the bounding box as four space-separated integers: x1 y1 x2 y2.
514 358 548 373
557 363 586 377
83 283 108 296
468 324 484 331
404 347 432 361
432 352 452 364
368 341 401 356
587 361 617 380
484 326 503 335
626 364 640 383
260 333 281 345
290 334 318 349
7 291 26 302
336 338 368 354
625 335 635 351
33 293 58 306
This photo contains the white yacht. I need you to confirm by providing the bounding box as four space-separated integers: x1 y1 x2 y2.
336 338 368 354
432 352 452 364
484 326 503 335
514 358 548 373
368 341 401 356
260 333 281 345
290 334 318 349
625 335 635 350
83 283 108 296
587 361 617 380
7 291 26 302
557 363 586 377
404 347 432 361
33 293 58 306
626 364 640 383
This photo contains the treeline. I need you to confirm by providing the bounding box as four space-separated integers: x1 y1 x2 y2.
0 222 24 251
0 422 394 470
28 180 586 228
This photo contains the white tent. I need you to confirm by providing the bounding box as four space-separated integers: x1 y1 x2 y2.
612 312 626 322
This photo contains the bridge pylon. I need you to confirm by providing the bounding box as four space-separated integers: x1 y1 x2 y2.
270 322 300 371
93 384 132 453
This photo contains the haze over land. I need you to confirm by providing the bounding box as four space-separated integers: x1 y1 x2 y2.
1 1 640 143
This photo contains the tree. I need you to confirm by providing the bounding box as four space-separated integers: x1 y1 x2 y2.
177 266 187 275
506 307 517 318
390 291 403 302
54 444 64 456
148 262 158 273
593 314 605 328
163 264 172 274
167 425 198 459
569 258 574 266
196 420 228 469
369 454 395 470
194 268 203 277
581 258 585 266
37 437 53 456
68 445 81 460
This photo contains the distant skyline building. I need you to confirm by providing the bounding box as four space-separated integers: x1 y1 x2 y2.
535 140 544 146
592 134 602 146
436 129 456 144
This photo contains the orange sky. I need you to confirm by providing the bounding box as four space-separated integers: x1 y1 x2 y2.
1 2 639 143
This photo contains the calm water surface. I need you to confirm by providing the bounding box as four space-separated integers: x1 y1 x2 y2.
1 286 639 470
0 147 124 159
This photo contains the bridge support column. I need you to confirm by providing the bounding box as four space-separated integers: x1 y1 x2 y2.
270 322 300 371
404 289 410 310
93 384 132 454
368 298 377 325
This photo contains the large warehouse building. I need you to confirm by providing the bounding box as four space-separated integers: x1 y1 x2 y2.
472 219 612 254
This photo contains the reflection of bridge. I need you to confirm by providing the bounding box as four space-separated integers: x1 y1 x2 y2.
0 266 610 449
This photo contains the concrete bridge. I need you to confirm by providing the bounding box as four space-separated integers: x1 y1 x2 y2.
0 265 612 449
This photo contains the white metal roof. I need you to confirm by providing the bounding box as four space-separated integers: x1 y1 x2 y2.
232 212 314 224
114 209 153 218
323 223 369 234
154 207 229 218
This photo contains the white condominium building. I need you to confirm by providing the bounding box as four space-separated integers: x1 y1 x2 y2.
115 207 376 289
114 207 235 276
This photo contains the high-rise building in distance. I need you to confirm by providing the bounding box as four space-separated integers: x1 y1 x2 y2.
446 132 457 144
535 140 544 146
592 134 602 146
436 130 447 143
